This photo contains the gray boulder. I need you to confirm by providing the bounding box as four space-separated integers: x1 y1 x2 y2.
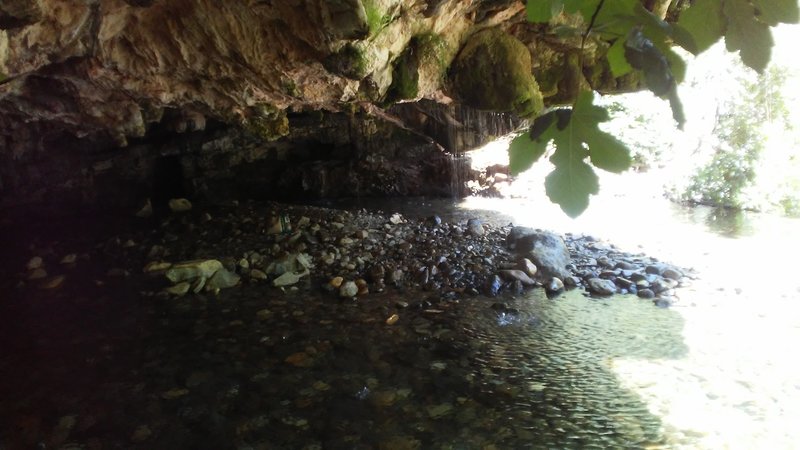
506 227 570 280
587 278 617 296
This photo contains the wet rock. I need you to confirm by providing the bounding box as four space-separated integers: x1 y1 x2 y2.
339 281 358 297
507 228 570 279
650 278 672 294
518 258 538 277
389 213 404 224
427 215 442 226
563 276 580 287
427 403 453 418
161 388 190 399
486 274 502 296
546 277 564 293
499 269 536 286
165 259 223 283
40 275 65 289
466 218 485 236
206 268 240 290
168 198 192 213
645 264 665 275
637 288 655 299
329 277 344 288
587 278 616 296
273 270 308 287
385 314 400 325
135 199 153 218
614 260 637 270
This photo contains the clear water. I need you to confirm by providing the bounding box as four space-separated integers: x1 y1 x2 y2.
2 171 799 448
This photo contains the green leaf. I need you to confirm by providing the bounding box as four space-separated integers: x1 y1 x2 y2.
753 0 800 26
677 0 724 54
724 0 773 73
509 131 548 175
588 131 630 173
607 38 633 77
545 158 599 218
527 0 563 23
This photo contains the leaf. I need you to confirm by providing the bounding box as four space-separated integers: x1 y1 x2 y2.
545 158 599 217
587 131 631 173
724 0 773 73
607 38 633 77
508 131 548 175
753 0 800 26
542 91 631 216
676 0 724 54
624 28 673 96
527 0 563 23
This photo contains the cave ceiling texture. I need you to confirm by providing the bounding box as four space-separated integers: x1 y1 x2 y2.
0 0 676 210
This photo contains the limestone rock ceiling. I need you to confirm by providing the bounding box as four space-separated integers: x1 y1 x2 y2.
0 0 675 158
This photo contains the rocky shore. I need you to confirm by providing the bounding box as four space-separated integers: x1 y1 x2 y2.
9 200 690 309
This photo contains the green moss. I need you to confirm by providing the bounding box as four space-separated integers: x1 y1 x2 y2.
362 0 390 36
449 28 543 118
244 104 289 141
386 33 451 103
324 43 369 80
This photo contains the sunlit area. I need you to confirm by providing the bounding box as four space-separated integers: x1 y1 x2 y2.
460 23 800 449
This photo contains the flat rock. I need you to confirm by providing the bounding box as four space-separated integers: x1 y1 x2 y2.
165 259 222 283
168 198 192 213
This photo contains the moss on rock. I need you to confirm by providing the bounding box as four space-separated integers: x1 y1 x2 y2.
324 43 370 80
449 28 543 118
244 104 289 141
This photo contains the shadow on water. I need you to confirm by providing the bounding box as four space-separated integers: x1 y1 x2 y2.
0 206 688 449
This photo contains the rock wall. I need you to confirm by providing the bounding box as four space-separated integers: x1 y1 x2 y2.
0 0 676 210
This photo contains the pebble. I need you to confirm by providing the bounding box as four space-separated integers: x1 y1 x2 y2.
499 269 536 286
546 277 564 293
40 275 66 289
250 269 268 280
637 288 655 299
26 256 43 270
273 270 306 287
339 281 358 297
519 258 538 277
28 268 47 280
161 388 189 399
60 253 77 265
385 314 400 325
467 218 485 236
329 277 343 288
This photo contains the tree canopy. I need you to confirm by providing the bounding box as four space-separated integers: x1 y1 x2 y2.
509 0 800 217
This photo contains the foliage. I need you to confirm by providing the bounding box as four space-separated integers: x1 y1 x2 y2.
363 0 391 36
512 0 798 217
682 65 792 209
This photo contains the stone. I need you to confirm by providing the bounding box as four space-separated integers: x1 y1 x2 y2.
165 259 223 283
285 352 313 367
272 270 307 287
426 403 454 419
249 269 268 280
28 267 47 280
389 213 404 224
339 281 358 297
164 282 191 296
329 276 344 288
385 314 400 325
637 288 655 299
486 274 502 296
466 218 484 236
256 309 272 320
507 228 571 280
205 268 241 290
40 275 65 289
168 198 192 213
587 278 617 296
519 258 538 277
135 199 153 218
161 388 190 400
663 268 682 280
26 256 43 270
546 277 564 293
60 253 77 265
131 425 152 443
499 269 536 286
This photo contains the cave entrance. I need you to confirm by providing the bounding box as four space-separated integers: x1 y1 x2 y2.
152 155 185 208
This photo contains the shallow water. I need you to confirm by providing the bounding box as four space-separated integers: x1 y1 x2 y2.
2 171 799 448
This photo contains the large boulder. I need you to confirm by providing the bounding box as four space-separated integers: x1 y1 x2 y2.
506 227 570 280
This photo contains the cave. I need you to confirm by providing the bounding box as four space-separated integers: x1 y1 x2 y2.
4 0 786 448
